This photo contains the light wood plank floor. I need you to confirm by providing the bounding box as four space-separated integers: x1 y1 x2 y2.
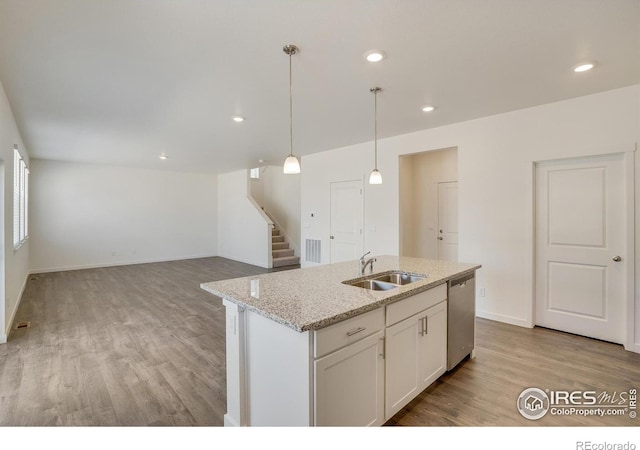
0 257 638 426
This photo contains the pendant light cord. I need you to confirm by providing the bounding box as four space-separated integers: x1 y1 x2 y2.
374 88 378 169
289 52 293 158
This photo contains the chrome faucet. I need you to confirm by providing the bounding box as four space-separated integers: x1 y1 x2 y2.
359 251 377 275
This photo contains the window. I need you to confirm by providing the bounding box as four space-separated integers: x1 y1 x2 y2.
250 167 260 179
13 146 29 249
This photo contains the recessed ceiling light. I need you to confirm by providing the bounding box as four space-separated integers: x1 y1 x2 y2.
159 154 168 160
421 105 436 112
233 116 245 122
574 62 595 73
258 159 266 163
364 50 385 63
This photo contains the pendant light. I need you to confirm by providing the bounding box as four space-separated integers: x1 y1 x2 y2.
283 44 301 174
369 87 382 184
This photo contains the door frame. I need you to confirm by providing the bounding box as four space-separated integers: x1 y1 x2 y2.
529 150 636 352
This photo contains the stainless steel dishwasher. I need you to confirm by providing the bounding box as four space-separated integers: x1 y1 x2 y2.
447 272 475 370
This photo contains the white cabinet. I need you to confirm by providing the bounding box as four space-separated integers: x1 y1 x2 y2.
223 282 453 427
384 299 447 420
418 301 447 390
313 307 385 426
314 330 385 426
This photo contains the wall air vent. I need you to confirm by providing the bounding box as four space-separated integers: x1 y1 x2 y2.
305 239 322 264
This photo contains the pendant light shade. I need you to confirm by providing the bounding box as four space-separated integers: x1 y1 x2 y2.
283 155 301 174
283 44 301 174
369 87 382 184
369 169 382 184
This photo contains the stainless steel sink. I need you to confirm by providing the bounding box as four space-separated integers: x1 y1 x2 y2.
343 270 427 290
372 272 426 285
347 279 398 291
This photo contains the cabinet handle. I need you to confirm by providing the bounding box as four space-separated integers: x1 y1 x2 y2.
379 337 385 359
346 327 366 337
418 316 428 336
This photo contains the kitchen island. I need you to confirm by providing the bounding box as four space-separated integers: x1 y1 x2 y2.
201 255 481 426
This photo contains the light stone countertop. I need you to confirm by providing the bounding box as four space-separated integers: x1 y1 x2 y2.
200 255 481 332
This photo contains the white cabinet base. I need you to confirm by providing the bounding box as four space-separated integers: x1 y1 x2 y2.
223 285 459 426
223 300 312 426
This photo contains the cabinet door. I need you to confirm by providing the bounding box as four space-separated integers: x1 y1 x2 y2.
385 300 448 421
419 301 447 390
314 330 385 426
384 313 422 420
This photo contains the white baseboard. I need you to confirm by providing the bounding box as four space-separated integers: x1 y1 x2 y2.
30 253 219 274
224 414 239 427
4 273 29 339
624 342 640 354
476 310 532 328
217 253 270 269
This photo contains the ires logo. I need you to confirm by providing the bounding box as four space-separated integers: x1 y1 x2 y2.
549 390 598 405
517 388 637 420
549 390 630 405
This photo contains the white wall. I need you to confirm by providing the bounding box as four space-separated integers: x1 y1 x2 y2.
218 169 272 268
250 166 301 255
400 148 458 259
29 160 218 272
301 85 640 350
0 79 30 342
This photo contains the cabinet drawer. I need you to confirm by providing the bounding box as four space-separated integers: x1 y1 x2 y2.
314 308 384 359
386 284 447 327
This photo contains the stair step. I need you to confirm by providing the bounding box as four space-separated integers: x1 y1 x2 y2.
272 229 280 236
273 255 300 268
272 235 285 243
272 242 289 250
273 248 294 258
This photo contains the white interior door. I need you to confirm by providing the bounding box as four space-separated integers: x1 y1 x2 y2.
437 182 458 261
330 180 363 263
535 154 626 344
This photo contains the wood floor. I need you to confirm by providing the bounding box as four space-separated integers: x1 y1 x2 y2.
0 257 638 426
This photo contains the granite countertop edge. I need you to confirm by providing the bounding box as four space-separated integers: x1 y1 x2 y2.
201 263 481 332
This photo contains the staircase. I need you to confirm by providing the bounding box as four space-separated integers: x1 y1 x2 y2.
272 227 300 268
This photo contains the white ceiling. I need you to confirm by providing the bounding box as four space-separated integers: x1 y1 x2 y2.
0 0 638 173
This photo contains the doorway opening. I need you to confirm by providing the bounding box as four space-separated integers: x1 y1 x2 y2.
399 147 458 261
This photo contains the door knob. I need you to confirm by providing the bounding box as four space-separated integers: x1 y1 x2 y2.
437 236 443 241
330 235 334 240
612 256 622 262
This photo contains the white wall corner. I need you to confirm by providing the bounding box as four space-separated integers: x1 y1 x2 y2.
5 272 29 338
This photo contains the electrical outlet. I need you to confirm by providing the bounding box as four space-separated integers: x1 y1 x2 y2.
479 288 486 297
